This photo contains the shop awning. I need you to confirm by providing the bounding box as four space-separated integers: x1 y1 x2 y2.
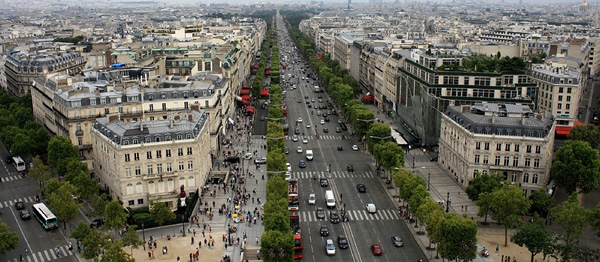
239 89 250 95
238 99 249 104
260 90 270 96
240 95 251 100
363 95 375 101
242 84 250 89
246 106 255 114
555 121 586 136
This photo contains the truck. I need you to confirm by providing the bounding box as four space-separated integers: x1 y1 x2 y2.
290 215 303 259
305 150 314 161
288 179 299 211
314 86 321 93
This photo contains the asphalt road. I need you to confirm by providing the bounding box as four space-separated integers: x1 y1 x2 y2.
276 15 426 262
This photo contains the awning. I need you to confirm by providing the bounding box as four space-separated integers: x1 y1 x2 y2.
391 129 408 146
246 106 255 114
242 84 250 89
363 95 375 101
235 95 242 101
260 90 270 96
238 100 249 105
555 121 586 136
241 95 251 100
240 89 250 95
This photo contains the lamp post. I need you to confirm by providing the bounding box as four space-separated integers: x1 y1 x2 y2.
142 221 145 242
412 156 415 169
182 210 187 237
446 192 450 213
428 172 431 191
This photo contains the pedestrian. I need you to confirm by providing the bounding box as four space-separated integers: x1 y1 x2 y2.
189 253 193 262
209 226 212 232
461 205 464 211
152 250 155 259
256 236 259 244
465 206 468 212
193 228 196 237
513 256 517 262
177 256 181 262
496 244 499 252
225 243 228 249
191 236 195 245
148 251 152 259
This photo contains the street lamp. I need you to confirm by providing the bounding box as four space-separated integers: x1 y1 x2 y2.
428 172 431 191
446 192 450 213
142 221 145 242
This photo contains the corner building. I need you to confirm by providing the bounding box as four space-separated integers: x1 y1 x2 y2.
91 110 211 209
439 103 555 196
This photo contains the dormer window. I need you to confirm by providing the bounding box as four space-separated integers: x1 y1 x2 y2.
186 133 192 139
123 139 129 145
183 91 189 98
177 134 183 140
133 138 139 144
165 135 172 141
173 92 178 98
145 136 151 143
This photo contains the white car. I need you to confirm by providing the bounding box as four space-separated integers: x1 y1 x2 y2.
285 172 292 181
352 145 359 151
306 124 311 128
320 120 325 125
308 194 316 205
286 163 292 172
292 135 299 142
297 146 303 153
366 203 377 214
297 117 303 123
302 138 308 144
243 153 253 159
325 238 336 256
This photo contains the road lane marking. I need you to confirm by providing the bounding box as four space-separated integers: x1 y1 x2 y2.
43 250 50 261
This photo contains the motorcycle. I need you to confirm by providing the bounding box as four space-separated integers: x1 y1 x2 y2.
480 249 489 257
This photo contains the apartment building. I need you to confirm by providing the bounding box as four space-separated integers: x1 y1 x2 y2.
333 33 365 71
439 103 555 196
91 110 211 209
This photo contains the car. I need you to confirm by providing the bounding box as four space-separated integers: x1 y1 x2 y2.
316 111 321 116
326 238 336 256
243 153 253 159
292 135 299 142
320 225 329 236
284 147 289 154
323 128 329 133
318 95 322 98
320 178 329 187
306 124 311 128
286 163 292 172
332 110 338 115
295 128 301 134
221 140 230 145
297 117 303 123
338 119 343 124
19 209 31 220
391 236 404 247
260 116 265 121
5 155 13 164
338 235 349 249
254 157 267 164
330 211 340 224
285 172 292 181
341 124 348 131
320 119 325 125
347 165 354 172
366 203 377 213
314 105 318 109
306 100 310 104
371 244 383 256
297 100 302 103
311 99 315 103
352 145 359 151
357 184 366 193
318 99 323 103
15 201 25 210
305 95 309 99
322 112 328 117
302 138 308 144
297 146 303 153
335 127 341 133
308 194 316 205
316 207 325 219
337 145 343 151
299 160 306 168
324 116 330 122
90 218 104 228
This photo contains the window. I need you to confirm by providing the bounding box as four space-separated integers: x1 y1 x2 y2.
511 172 518 183
166 149 172 157
187 161 193 170
475 155 480 164
532 174 539 184
558 103 562 109
526 145 532 153
483 156 489 164
525 158 531 167
505 144 511 151
125 167 131 177
156 150 162 158
149 104 154 112
567 88 572 93
78 137 83 146
147 151 152 159
559 87 564 93
495 156 501 166
485 142 490 150
157 164 163 174
135 166 141 176
134 153 140 161
558 95 563 101
515 144 520 152
178 161 184 171
166 163 172 172
125 154 130 162
147 165 153 176
482 170 488 175
137 199 144 205
187 147 193 155
128 200 134 206
105 108 109 114
496 143 502 151
476 142 481 150
513 157 519 167
523 173 530 183
535 146 541 154
473 170 479 177
567 96 571 102
177 134 183 140
534 159 540 168
178 148 184 156
504 156 510 166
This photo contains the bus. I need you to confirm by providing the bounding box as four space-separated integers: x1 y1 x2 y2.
32 203 59 230
13 156 26 172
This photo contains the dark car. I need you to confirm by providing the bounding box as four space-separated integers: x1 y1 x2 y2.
295 128 301 134
15 201 25 210
347 165 354 172
340 123 348 131
324 116 330 122
323 128 329 133
320 178 329 187
316 207 326 219
90 219 104 228
260 116 266 121
320 225 329 236
5 155 13 164
357 184 366 193
284 147 289 154
19 210 31 220
371 244 383 256
299 160 306 168
332 110 337 115
391 236 404 247
338 235 349 249
330 211 340 224
337 145 343 151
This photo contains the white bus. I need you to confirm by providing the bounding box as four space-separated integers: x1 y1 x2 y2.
13 156 26 172
32 203 59 230
325 190 336 208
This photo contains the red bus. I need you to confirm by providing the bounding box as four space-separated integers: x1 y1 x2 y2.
283 123 289 135
293 234 303 259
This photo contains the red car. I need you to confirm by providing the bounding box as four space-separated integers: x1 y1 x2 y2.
371 244 383 256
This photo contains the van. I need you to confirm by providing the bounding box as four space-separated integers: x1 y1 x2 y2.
305 150 313 161
325 190 336 208
13 156 26 172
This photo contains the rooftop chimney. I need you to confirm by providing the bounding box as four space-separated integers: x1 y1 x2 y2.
521 115 526 125
492 113 497 124
170 119 174 129
140 122 144 132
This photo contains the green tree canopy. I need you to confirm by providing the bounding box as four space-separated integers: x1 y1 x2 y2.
104 200 129 235
121 225 144 255
0 222 19 255
28 155 52 192
366 123 392 154
101 240 135 262
551 140 600 194
465 172 504 201
488 184 531 246
47 182 81 230
551 193 589 259
374 141 405 171
511 222 554 262
528 188 555 218
438 213 478 261
47 136 79 168
150 199 176 229
261 230 294 262
567 124 600 149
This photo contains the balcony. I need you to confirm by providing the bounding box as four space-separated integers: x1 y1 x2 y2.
75 130 83 136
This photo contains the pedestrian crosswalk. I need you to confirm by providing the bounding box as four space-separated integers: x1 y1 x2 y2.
0 196 37 209
6 245 74 262
298 209 400 222
286 135 345 140
0 175 24 183
291 171 376 179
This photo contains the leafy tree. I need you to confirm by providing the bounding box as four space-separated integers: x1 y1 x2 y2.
529 188 555 218
261 230 294 262
28 155 52 193
438 213 478 261
104 200 129 235
416 198 442 235
47 182 81 230
476 192 493 224
488 184 531 246
465 172 504 201
512 222 554 262
592 202 600 238
47 136 79 169
394 170 426 210
62 158 88 183
266 175 288 201
551 193 589 259
367 123 392 154
374 141 405 172
264 198 288 215
71 221 93 243
101 240 134 262
551 140 600 194
408 184 430 227
10 132 33 157
264 212 290 232
568 124 600 149
121 225 144 255
89 193 108 218
72 172 99 202
81 228 107 260
150 199 176 237
0 222 19 255
266 151 287 172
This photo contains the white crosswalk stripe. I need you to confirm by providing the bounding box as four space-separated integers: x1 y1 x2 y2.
0 175 23 182
1 196 40 209
291 171 375 179
286 135 344 141
298 209 399 222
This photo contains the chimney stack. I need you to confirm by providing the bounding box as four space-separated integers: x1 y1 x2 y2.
140 122 144 132
170 119 174 129
492 113 497 124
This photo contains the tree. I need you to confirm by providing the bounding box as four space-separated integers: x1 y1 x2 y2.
438 213 478 261
10 132 33 157
366 123 391 155
567 124 600 149
529 188 555 218
121 225 144 255
71 221 93 243
266 151 287 173
89 193 108 218
47 182 81 230
416 198 443 236
592 202 600 238
551 140 600 194
261 230 294 262
551 193 589 259
0 222 19 255
150 199 176 237
408 184 430 227
104 200 129 235
73 172 99 202
465 172 504 201
393 170 426 210
81 228 107 260
475 192 493 224
488 184 531 246
264 212 290 232
47 136 79 168
512 222 554 262
101 240 135 262
28 155 52 193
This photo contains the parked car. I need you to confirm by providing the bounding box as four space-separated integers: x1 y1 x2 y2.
90 219 104 228
254 157 267 164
